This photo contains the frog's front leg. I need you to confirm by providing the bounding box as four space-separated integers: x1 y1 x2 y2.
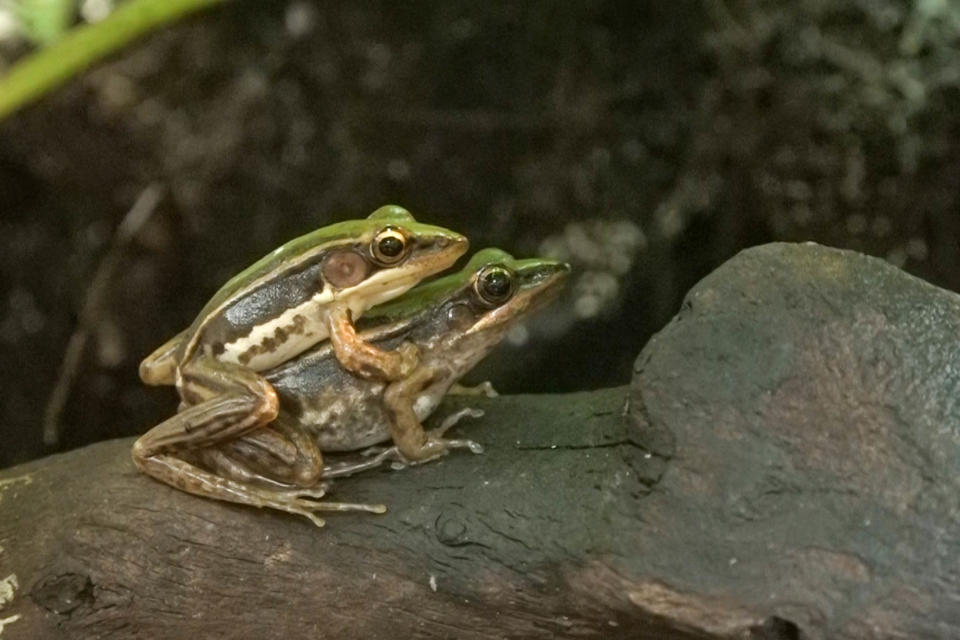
323 407 487 477
326 304 419 381
382 365 484 462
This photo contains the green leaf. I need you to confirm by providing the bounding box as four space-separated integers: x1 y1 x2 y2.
8 0 75 46
0 0 226 122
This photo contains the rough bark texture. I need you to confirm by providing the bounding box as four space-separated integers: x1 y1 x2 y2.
2 389 684 640
3 242 959 639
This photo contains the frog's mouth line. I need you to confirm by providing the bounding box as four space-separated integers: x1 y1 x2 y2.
334 243 467 311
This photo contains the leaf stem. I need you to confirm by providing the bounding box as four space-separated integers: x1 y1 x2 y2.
0 0 226 122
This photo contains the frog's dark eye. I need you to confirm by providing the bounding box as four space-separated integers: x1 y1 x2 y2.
475 265 515 306
371 227 409 265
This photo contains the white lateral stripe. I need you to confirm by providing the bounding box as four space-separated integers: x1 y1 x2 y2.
219 264 424 371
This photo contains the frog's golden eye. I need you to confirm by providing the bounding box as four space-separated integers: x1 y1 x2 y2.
323 250 369 289
371 227 409 265
475 265 515 306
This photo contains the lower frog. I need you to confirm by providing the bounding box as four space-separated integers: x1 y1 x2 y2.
141 249 569 526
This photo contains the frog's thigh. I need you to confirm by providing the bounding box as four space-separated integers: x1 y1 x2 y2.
132 356 278 459
213 416 324 488
326 304 418 381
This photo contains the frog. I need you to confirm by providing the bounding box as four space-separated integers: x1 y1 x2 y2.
132 205 468 517
139 248 569 526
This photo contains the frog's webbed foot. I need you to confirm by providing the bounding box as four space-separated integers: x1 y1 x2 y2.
420 406 485 457
446 381 499 398
434 407 484 436
327 304 420 381
137 454 385 528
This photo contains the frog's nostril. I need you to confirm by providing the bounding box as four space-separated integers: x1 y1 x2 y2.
444 235 467 249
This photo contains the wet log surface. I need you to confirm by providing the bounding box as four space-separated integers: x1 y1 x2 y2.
3 242 960 639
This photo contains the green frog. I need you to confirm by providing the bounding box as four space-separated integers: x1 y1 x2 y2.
133 206 468 514
138 248 569 526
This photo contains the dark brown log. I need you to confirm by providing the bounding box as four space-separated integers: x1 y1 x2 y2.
4 242 959 639
2 388 685 640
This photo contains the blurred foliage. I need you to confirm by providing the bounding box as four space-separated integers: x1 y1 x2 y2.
0 0 224 120
665 0 960 277
4 0 74 45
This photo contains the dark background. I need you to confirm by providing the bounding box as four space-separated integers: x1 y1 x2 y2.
2 0 958 468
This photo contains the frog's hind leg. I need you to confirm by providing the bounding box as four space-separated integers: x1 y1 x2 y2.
133 355 280 459
196 416 392 511
192 448 328 498
139 329 188 386
134 357 386 525
136 454 385 528
196 414 327 491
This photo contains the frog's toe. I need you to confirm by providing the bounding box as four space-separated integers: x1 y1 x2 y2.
286 486 329 500
445 438 484 454
293 497 387 515
434 407 484 436
291 509 326 528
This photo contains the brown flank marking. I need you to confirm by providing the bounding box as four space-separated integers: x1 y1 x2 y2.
238 314 309 365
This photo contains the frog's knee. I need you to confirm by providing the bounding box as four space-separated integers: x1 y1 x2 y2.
252 380 280 423
292 453 323 487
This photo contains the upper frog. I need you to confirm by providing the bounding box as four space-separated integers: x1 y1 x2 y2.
139 205 468 383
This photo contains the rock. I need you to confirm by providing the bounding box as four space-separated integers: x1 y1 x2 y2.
630 242 960 639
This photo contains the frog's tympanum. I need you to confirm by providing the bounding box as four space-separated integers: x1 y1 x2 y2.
133 206 468 520
136 244 568 526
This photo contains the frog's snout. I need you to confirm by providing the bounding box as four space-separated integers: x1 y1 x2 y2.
433 232 468 251
418 231 469 260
